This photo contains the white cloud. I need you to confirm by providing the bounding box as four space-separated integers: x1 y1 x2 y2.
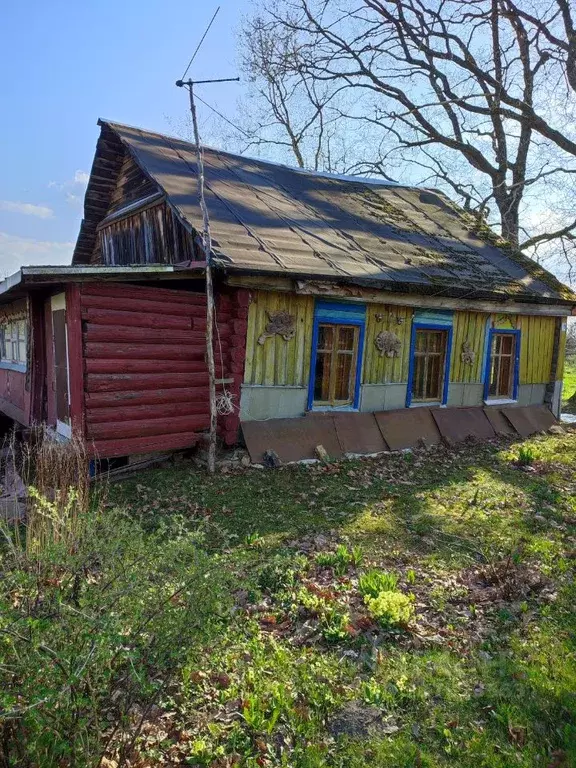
74 170 90 185
0 200 53 219
49 169 90 191
0 232 73 278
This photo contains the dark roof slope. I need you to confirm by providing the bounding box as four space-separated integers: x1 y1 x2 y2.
75 119 575 305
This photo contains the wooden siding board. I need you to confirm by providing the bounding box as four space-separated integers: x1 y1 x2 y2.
66 284 85 437
517 314 556 384
244 290 313 387
363 303 412 385
450 311 485 383
99 201 197 266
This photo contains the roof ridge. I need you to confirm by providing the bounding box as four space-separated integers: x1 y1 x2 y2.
98 118 410 189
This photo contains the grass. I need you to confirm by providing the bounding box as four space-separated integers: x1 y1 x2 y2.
3 431 576 766
563 355 576 402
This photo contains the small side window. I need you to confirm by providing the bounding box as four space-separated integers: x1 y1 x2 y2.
410 328 449 403
487 332 517 400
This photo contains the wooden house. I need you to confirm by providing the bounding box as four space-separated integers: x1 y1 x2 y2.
0 120 574 461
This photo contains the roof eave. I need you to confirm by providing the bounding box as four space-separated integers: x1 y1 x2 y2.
217 262 576 308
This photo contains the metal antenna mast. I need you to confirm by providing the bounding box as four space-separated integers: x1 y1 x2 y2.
176 76 239 474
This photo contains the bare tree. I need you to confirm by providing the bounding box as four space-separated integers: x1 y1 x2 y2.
236 0 576 273
236 15 359 173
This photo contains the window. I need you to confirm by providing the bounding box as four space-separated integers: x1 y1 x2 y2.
313 324 360 406
0 320 27 369
485 330 519 401
308 301 366 410
410 328 449 403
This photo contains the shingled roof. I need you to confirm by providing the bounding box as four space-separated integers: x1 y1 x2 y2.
74 120 575 306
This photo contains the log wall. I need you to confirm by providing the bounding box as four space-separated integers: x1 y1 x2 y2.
80 282 247 458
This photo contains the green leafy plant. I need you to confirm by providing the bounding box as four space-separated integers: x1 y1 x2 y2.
517 446 536 467
241 693 282 734
358 569 399 598
406 568 417 585
315 544 355 576
365 591 415 628
321 608 352 643
257 555 306 594
350 545 364 567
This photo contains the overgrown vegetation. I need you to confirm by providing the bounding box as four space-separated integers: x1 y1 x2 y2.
2 429 576 766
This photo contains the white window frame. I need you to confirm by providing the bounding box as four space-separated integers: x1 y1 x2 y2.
0 318 27 372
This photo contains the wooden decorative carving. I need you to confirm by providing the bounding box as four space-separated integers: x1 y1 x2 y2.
375 330 402 358
257 310 296 345
461 340 476 366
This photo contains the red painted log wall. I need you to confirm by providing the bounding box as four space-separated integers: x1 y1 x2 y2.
80 283 246 458
0 368 27 425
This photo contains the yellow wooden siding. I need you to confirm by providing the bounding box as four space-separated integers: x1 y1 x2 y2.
517 315 556 384
450 311 486 383
557 321 566 381
244 291 314 386
363 304 413 384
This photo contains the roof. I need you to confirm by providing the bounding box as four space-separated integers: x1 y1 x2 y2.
0 264 206 304
76 119 575 305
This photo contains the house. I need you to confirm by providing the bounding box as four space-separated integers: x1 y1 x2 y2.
0 119 573 462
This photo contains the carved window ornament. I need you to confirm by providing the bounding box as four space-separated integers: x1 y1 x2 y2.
257 310 296 345
461 340 476 366
374 330 402 358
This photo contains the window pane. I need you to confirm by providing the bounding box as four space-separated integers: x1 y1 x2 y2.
338 326 355 351
498 355 512 397
314 351 332 401
334 351 353 401
488 358 498 397
427 354 441 400
317 325 333 351
412 355 426 400
500 334 513 354
18 341 26 363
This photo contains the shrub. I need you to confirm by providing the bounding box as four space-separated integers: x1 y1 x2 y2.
365 591 415 628
358 569 399 598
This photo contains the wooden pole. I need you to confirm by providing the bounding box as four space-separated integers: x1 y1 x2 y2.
188 84 217 474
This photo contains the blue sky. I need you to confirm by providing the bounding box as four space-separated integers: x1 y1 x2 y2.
0 0 249 276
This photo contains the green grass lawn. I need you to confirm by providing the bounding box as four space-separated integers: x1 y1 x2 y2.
3 432 576 767
563 356 576 402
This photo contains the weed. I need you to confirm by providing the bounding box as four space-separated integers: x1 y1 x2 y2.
365 591 415 628
321 607 352 643
258 555 307 594
315 544 356 576
517 446 537 466
359 568 399 598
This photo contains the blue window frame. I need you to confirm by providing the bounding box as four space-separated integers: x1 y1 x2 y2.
307 301 366 411
406 322 453 407
483 328 521 401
